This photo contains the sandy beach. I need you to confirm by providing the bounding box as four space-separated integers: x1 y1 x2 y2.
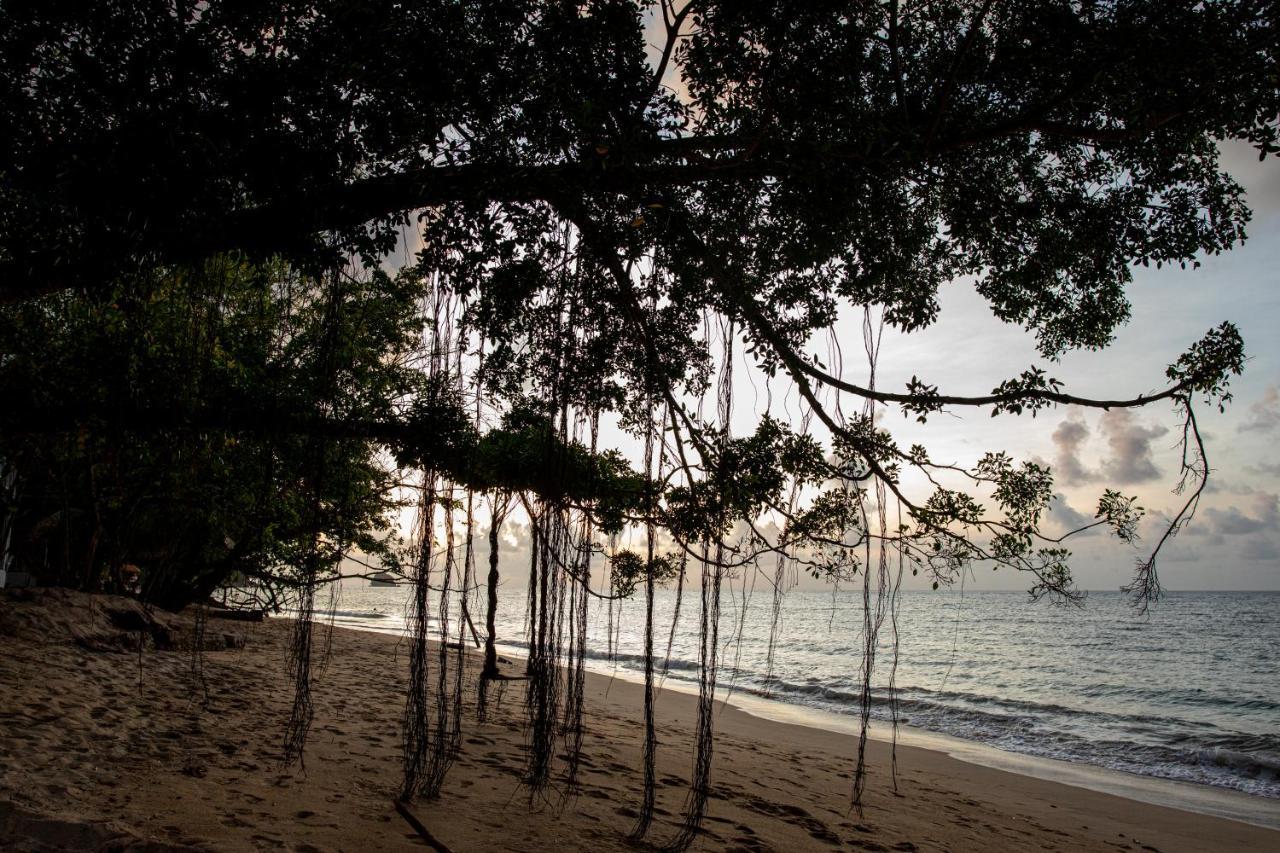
1 589 1276 852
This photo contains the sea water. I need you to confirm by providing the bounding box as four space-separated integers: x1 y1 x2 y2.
316 582 1280 803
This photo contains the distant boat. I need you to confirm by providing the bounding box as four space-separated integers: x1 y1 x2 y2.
368 571 399 586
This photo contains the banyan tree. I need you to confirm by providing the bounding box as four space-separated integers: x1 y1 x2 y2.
1 0 1277 847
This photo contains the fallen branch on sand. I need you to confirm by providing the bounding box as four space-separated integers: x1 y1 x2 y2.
393 799 454 853
205 609 265 623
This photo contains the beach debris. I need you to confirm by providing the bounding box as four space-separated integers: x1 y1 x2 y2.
393 798 454 853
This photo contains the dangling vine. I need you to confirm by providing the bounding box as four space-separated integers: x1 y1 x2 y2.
664 318 734 853
402 274 457 801
283 269 346 769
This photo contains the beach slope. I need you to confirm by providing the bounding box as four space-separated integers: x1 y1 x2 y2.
1 590 1275 852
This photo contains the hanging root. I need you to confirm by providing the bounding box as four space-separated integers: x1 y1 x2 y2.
524 505 559 792
282 580 315 767
664 546 722 852
852 307 898 810
423 485 461 798
401 480 436 800
661 555 686 679
632 400 660 839
665 320 734 851
631 565 657 839
561 524 590 788
282 273 344 771
189 601 209 706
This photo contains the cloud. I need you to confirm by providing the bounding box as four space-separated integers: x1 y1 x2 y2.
1048 410 1169 487
1204 479 1257 496
1202 493 1279 536
1241 536 1280 561
1206 506 1268 535
1099 410 1168 484
1161 545 1202 563
1239 385 1280 433
1246 461 1280 477
1051 412 1096 485
1048 493 1095 534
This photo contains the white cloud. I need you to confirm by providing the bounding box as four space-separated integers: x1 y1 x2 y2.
1050 412 1096 485
1202 493 1279 536
1046 409 1170 488
1099 410 1168 484
1048 493 1095 535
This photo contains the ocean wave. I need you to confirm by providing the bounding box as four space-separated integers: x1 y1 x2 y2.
659 670 1280 798
1195 748 1280 782
731 677 1197 731
1078 682 1280 713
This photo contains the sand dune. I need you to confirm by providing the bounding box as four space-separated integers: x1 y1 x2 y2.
1 589 1275 851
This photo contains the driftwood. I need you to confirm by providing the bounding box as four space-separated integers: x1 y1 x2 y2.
393 799 454 853
461 607 482 648
481 670 527 682
205 608 265 623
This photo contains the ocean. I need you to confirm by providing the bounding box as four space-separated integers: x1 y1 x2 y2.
315 581 1280 806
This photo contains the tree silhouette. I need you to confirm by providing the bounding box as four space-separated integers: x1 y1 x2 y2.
1 1 1277 846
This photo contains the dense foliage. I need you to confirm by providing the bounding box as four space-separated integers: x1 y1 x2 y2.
0 261 428 606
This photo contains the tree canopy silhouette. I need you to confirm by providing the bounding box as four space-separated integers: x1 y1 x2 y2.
2 0 1270 588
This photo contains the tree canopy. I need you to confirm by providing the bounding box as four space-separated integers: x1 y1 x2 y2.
3 0 1272 593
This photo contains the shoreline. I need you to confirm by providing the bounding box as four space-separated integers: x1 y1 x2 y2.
2 593 1278 851
708 686 1280 833
320 608 1280 832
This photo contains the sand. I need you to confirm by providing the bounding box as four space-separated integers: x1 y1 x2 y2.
1 589 1276 852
